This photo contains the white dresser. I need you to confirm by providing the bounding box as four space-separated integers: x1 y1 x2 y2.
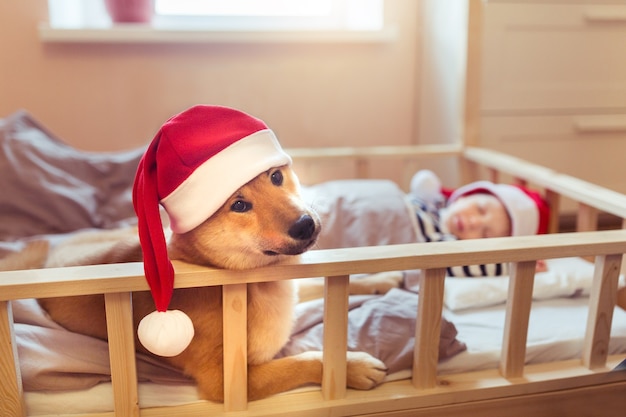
478 1 626 194
418 0 626 193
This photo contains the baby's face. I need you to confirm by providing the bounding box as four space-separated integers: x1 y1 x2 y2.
441 193 511 239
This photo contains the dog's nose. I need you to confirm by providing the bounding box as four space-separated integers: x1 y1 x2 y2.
288 215 316 241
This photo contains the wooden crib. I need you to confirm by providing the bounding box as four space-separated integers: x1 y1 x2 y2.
1 144 626 417
3 0 626 414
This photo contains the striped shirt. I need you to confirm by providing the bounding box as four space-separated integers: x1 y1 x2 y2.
405 193 508 278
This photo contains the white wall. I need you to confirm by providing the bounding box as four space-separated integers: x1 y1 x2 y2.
0 0 423 152
416 0 469 186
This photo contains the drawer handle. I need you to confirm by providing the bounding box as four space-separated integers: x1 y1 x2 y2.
575 119 626 133
584 8 626 23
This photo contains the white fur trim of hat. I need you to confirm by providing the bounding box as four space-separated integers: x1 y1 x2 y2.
161 129 289 233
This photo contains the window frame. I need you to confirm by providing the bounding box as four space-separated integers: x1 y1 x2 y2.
41 0 394 44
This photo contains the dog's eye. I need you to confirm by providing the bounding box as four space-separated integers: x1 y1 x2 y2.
271 170 283 186
231 200 252 213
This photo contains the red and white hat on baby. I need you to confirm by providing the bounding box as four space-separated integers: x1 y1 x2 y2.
449 181 550 236
132 105 291 357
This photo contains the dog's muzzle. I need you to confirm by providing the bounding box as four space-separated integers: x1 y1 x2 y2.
263 214 320 257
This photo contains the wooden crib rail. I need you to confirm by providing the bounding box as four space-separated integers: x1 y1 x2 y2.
287 143 463 162
2 231 625 301
2 230 626 416
462 147 626 222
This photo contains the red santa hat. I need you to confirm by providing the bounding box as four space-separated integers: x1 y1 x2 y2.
132 105 291 357
448 181 550 236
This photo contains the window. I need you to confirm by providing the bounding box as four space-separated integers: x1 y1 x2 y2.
156 1 333 17
47 0 384 32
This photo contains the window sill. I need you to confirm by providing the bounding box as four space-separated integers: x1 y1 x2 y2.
38 23 398 44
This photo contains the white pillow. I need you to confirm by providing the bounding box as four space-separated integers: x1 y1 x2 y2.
444 257 624 311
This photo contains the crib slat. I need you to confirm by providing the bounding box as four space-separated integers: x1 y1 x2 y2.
355 158 369 179
322 275 350 400
487 167 498 183
582 254 622 369
402 159 419 191
223 283 248 411
104 292 139 417
512 177 527 187
577 203 599 232
545 190 561 234
412 268 446 390
0 301 26 417
460 158 480 185
622 218 626 278
500 261 536 378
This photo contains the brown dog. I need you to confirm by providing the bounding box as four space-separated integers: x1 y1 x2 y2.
36 165 388 401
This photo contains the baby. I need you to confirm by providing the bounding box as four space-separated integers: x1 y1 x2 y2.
407 170 550 276
303 170 549 278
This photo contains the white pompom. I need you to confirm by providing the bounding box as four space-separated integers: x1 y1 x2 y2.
137 310 194 357
410 169 441 199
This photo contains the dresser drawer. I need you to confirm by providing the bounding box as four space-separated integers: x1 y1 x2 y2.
482 3 626 112
480 114 626 195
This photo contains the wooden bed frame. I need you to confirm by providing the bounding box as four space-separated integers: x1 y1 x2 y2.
1 145 626 417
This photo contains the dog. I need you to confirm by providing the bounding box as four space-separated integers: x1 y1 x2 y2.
29 164 389 401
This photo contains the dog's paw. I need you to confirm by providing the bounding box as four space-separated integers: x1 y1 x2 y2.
346 351 387 390
350 271 404 296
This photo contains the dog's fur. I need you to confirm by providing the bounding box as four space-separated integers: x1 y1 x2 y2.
19 165 390 401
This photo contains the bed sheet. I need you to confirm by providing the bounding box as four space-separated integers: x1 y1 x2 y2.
439 296 626 374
